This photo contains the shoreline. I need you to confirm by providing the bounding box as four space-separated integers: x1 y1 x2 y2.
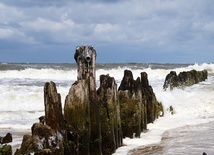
113 114 214 155
128 121 214 155
1 121 213 155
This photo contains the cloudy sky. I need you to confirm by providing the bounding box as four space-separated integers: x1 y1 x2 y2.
0 0 213 63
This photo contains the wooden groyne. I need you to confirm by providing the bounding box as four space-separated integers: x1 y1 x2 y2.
15 46 164 155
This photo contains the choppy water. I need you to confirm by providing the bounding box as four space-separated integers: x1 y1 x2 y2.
0 62 213 154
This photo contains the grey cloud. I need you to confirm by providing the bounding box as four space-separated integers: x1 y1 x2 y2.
0 0 214 63
1 0 123 8
1 0 68 7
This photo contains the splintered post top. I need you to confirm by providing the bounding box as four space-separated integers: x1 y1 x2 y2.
74 46 97 80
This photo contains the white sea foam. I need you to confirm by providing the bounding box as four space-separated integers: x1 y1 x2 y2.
0 68 76 81
0 63 213 154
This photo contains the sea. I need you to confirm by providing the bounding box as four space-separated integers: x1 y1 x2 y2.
0 62 213 154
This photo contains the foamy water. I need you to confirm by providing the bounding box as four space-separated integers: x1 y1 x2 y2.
0 63 213 154
128 121 214 155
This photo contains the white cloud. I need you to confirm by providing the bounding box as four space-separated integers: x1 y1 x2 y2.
0 27 38 45
203 22 214 33
21 17 74 32
0 3 25 24
95 23 119 34
0 28 14 39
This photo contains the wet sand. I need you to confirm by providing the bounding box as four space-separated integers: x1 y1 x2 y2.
129 122 214 155
1 122 213 155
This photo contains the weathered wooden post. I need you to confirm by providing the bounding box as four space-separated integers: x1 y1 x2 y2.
118 70 163 138
74 46 96 80
97 74 123 154
64 46 101 155
15 82 65 155
118 70 143 138
163 69 208 90
141 72 163 124
44 81 65 132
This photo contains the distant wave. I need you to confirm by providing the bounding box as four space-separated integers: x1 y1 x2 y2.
0 63 213 82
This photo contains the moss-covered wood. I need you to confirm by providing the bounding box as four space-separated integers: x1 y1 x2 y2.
0 145 12 155
118 70 163 138
64 76 98 155
141 72 163 124
97 74 122 155
163 69 208 90
64 46 101 155
119 70 144 138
